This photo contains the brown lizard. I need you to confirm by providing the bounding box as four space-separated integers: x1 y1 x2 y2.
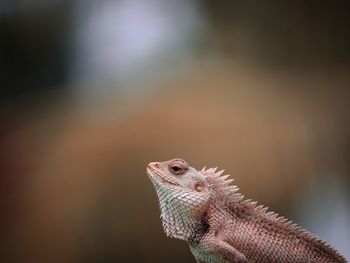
146 158 347 263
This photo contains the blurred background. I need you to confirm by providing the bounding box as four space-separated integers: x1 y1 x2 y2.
1 0 350 262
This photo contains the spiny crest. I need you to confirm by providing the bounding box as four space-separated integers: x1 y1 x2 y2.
200 166 345 261
200 166 243 202
245 199 345 259
201 166 346 256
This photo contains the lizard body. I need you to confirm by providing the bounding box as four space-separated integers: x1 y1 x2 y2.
146 158 347 263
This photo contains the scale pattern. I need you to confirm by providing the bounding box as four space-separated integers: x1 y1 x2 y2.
147 159 347 263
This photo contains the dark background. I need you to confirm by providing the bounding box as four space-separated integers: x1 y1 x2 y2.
1 1 349 262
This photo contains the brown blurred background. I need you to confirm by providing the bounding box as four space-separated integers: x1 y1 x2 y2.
1 1 350 262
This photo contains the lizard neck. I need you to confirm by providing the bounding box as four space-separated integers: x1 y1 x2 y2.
155 184 210 241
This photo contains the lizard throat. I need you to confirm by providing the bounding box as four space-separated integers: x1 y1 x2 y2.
153 184 211 241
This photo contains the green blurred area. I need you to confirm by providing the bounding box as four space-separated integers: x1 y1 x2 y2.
1 1 349 262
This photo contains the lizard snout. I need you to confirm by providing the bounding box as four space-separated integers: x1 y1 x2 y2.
148 162 160 169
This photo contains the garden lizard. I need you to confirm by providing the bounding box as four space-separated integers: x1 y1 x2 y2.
146 158 347 263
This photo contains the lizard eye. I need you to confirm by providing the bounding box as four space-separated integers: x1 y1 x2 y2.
169 160 188 175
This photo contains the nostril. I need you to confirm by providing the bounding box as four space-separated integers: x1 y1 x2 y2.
149 162 159 168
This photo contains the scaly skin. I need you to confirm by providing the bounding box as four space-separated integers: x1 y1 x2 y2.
146 158 347 263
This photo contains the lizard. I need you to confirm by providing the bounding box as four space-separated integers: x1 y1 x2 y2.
146 158 347 263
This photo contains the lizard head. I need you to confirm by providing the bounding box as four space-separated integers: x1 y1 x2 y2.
146 158 211 240
147 159 210 194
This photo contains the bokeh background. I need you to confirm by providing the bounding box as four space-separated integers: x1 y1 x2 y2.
1 0 350 262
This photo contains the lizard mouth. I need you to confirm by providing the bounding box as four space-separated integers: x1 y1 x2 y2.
147 165 179 186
